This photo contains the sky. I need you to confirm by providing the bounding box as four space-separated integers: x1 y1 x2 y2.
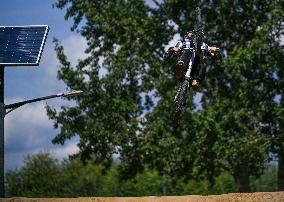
0 0 88 171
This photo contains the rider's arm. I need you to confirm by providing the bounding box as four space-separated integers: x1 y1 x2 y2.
202 43 222 64
163 41 182 61
209 47 222 64
171 41 182 54
163 48 174 62
175 40 183 49
171 40 183 53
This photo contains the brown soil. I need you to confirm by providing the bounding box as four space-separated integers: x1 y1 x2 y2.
1 192 284 202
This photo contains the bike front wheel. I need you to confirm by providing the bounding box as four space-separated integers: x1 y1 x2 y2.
173 79 190 126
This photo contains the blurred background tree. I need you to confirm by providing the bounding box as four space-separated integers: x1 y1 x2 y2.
12 0 281 194
6 152 277 197
6 153 62 197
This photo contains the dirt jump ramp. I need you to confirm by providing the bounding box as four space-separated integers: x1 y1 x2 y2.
1 192 284 202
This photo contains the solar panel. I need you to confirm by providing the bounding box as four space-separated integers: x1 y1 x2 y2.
0 25 49 66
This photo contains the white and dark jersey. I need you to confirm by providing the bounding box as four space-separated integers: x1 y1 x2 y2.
175 38 193 49
175 37 210 53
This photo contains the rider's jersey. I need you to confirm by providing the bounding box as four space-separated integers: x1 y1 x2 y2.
175 38 193 49
175 37 209 52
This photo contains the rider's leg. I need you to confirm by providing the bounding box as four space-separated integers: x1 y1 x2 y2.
190 56 205 91
176 49 191 80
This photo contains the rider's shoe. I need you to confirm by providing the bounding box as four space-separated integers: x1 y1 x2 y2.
192 79 200 91
175 60 184 80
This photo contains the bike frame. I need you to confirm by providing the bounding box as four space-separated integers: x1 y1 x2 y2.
185 49 195 81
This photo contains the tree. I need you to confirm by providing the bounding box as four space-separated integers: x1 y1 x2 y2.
47 0 173 176
6 151 236 196
6 152 241 197
48 0 284 193
199 2 283 191
6 153 62 197
6 153 108 197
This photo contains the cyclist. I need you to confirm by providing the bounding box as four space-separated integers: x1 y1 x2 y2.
164 31 221 90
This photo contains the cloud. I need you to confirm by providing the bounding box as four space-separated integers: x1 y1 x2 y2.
5 98 56 164
40 34 88 89
164 33 181 51
146 0 162 8
51 140 79 160
5 140 79 171
4 97 80 171
62 35 88 66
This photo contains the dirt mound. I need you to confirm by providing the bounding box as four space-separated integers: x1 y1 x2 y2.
1 192 284 202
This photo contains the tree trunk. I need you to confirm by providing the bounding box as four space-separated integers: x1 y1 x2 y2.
278 149 284 190
233 162 251 192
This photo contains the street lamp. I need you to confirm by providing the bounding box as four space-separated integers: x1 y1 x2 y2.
0 25 82 198
0 25 51 197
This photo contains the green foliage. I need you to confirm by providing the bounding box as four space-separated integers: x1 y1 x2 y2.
210 172 238 194
6 153 62 197
251 165 277 192
118 168 163 196
47 0 173 177
59 158 105 196
6 152 279 197
48 0 284 192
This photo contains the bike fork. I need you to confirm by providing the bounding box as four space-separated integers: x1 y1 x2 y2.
185 51 195 80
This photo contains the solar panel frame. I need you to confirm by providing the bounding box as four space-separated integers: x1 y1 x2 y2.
0 25 49 66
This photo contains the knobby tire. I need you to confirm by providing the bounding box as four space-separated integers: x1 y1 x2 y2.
173 79 190 127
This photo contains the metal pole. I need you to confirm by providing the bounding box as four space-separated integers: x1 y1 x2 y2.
0 67 4 198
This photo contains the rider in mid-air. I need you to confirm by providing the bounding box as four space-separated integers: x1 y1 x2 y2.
164 8 222 125
164 31 221 90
